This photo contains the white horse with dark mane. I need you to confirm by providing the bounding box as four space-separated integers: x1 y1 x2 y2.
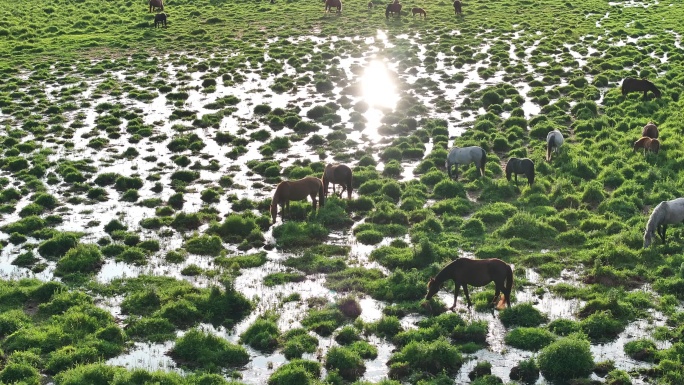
546 130 564 162
644 198 684 248
445 146 487 178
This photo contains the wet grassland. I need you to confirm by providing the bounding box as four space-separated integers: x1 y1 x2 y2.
1 0 684 383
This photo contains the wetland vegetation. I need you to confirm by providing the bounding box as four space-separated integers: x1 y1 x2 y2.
1 0 684 383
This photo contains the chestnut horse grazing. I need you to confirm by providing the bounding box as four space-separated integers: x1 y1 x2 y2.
412 7 426 17
322 163 353 199
453 0 462 15
621 77 661 100
642 122 659 139
633 136 660 155
154 13 167 28
325 0 342 13
270 177 325 224
425 258 513 310
149 0 163 12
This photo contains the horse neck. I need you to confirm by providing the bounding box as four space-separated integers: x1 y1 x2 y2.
434 260 460 285
647 203 667 233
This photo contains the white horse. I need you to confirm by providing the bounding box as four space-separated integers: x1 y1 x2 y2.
644 198 684 248
445 146 487 178
546 130 564 162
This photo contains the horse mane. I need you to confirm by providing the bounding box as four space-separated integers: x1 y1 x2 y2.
646 201 667 237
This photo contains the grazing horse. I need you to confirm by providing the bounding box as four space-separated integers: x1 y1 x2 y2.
154 13 167 28
621 77 661 100
505 158 535 186
644 198 684 247
642 122 659 139
322 163 353 199
385 2 402 18
411 7 426 17
633 136 660 155
425 258 513 310
368 1 373 9
445 146 487 178
546 129 564 162
325 0 342 13
453 0 462 15
270 177 325 224
149 0 163 12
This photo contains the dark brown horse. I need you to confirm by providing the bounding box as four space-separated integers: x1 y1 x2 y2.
368 1 373 9
325 0 342 13
642 122 659 139
505 158 535 186
154 13 167 28
149 0 164 12
322 163 353 199
271 177 325 224
425 258 513 310
621 77 661 100
411 7 426 17
453 0 462 16
633 136 660 155
385 2 402 18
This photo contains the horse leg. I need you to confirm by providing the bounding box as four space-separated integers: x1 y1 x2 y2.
462 285 473 308
659 224 667 244
514 173 518 186
450 285 461 310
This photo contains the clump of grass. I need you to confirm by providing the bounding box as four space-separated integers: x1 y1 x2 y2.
54 244 103 277
388 338 463 380
280 328 318 360
240 313 280 353
169 328 249 372
499 303 548 328
268 359 321 385
504 327 556 351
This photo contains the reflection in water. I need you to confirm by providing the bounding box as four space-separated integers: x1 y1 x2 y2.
362 60 398 110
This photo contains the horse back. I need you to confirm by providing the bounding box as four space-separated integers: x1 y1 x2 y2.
642 123 659 139
449 258 509 287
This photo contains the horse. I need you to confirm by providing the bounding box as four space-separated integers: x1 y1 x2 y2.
642 122 659 139
425 258 513 310
270 177 325 224
633 136 660 155
368 1 373 9
453 0 462 15
546 129 564 162
322 163 353 199
644 198 684 247
445 146 486 179
149 0 163 12
505 158 535 186
385 2 402 18
621 77 661 100
154 13 167 28
411 7 426 17
325 0 342 13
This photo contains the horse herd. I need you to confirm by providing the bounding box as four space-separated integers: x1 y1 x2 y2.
324 0 463 18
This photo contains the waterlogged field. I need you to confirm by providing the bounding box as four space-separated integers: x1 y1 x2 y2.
1 0 684 384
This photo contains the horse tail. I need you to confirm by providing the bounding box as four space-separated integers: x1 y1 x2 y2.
318 179 325 208
479 147 487 177
529 161 535 185
546 134 554 161
505 160 512 182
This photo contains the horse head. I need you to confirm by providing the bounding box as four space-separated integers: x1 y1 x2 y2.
643 229 654 248
425 277 439 300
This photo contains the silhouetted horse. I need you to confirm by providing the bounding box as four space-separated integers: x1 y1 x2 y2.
425 258 513 310
633 136 660 155
642 122 659 139
322 163 353 199
154 13 167 28
621 77 661 100
546 129 564 162
505 158 535 186
270 177 325 224
385 2 402 17
453 0 462 15
325 0 342 13
446 146 486 178
644 198 684 247
412 7 426 17
149 0 163 12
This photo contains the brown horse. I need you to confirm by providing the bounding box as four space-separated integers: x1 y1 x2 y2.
412 7 426 17
633 136 660 155
621 77 661 100
270 177 325 224
154 13 167 28
425 258 513 310
149 0 164 12
325 0 342 13
385 2 402 17
368 1 373 9
642 122 659 139
453 0 462 16
322 163 353 199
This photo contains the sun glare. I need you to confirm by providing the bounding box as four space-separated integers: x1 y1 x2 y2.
361 60 398 109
